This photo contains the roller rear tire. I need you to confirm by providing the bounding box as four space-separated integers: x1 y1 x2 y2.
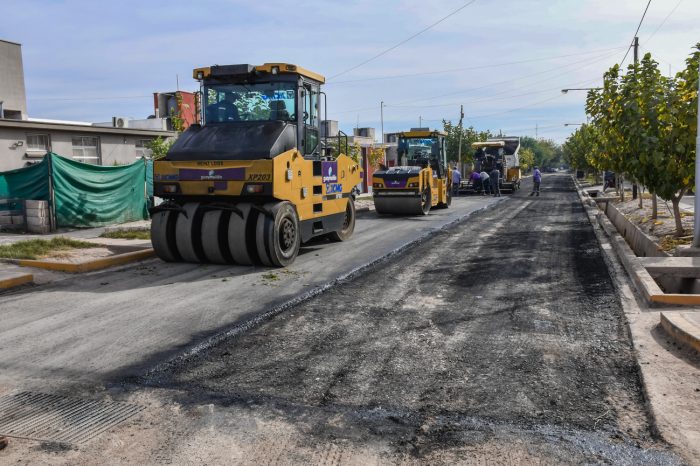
328 198 356 242
256 202 300 267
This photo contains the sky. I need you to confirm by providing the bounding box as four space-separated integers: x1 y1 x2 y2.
1 0 698 143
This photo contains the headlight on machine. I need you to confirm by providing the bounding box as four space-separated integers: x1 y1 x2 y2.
373 182 384 188
408 182 419 188
161 184 178 193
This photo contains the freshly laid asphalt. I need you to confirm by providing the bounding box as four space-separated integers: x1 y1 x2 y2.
144 174 681 464
0 194 500 391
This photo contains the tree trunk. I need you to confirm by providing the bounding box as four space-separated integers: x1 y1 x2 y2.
672 196 684 237
618 175 625 202
638 185 643 209
651 193 658 220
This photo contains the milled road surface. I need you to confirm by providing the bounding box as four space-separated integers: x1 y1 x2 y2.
116 174 678 464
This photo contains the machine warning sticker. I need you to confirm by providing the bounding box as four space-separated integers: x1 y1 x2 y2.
322 162 338 183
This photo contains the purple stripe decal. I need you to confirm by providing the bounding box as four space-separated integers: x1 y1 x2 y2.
179 167 246 181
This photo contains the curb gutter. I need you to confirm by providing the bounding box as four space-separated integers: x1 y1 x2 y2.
0 272 34 290
660 312 700 353
14 249 155 273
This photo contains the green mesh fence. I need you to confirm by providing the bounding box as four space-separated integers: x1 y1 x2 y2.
0 153 149 228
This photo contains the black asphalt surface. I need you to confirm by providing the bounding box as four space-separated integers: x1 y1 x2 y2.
147 174 682 464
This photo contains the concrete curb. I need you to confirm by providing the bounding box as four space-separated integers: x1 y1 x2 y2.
139 197 508 382
660 312 700 353
577 183 700 307
574 176 700 461
14 249 155 273
0 272 34 290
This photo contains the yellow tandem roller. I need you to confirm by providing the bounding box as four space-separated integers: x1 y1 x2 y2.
372 129 452 216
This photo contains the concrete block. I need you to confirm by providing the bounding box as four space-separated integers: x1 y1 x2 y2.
0 216 12 225
11 215 25 224
26 207 48 218
27 216 49 227
27 224 51 234
24 200 48 209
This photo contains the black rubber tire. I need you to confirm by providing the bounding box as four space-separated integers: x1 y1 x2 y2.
437 185 452 209
175 203 207 263
256 201 300 267
420 188 432 215
228 203 253 265
201 210 232 264
151 210 181 262
328 198 356 242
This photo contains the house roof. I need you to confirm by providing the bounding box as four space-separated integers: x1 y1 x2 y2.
0 118 176 137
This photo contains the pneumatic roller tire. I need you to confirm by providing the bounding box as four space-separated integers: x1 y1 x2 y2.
201 210 232 264
175 203 207 263
227 203 253 265
256 201 300 267
328 198 356 242
151 210 181 262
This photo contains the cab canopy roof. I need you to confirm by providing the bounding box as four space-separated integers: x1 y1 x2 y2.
472 141 505 148
193 63 325 84
401 129 447 138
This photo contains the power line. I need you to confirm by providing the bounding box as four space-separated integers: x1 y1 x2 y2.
327 46 625 86
644 0 683 44
620 0 653 67
389 49 618 108
328 0 478 80
332 49 615 116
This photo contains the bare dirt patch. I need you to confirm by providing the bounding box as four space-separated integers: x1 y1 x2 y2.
614 195 694 252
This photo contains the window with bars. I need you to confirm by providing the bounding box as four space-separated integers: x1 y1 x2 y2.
71 136 100 164
26 134 50 152
135 139 153 159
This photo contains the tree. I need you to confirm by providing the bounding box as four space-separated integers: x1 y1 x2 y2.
520 137 563 169
562 124 598 176
368 145 385 169
654 45 699 236
586 65 629 201
519 147 535 172
442 120 492 164
147 136 174 160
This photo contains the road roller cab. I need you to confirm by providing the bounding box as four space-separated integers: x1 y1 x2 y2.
151 63 363 267
372 130 452 215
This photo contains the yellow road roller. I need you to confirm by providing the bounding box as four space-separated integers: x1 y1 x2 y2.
371 129 452 215
151 63 362 266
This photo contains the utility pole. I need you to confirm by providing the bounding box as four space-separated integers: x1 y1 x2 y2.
419 115 422 128
693 59 700 248
380 101 386 165
457 105 465 169
632 36 640 200
535 123 538 139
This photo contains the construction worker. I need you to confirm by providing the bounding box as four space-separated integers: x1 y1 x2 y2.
490 167 501 197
